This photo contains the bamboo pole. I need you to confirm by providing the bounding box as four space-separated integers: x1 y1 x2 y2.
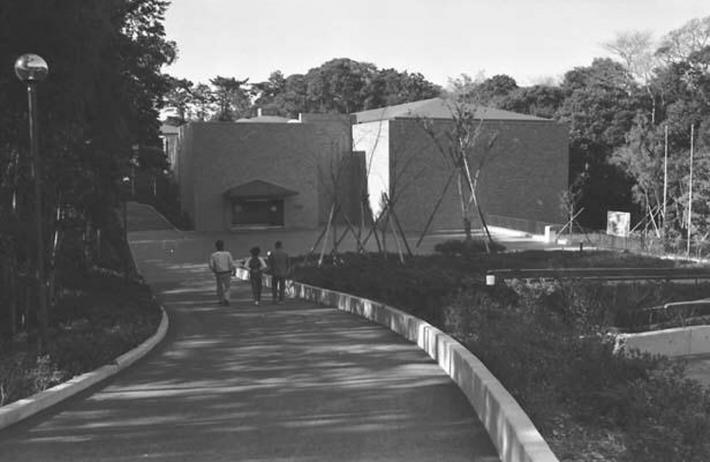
388 215 405 263
383 193 412 257
415 169 456 248
687 124 694 256
662 124 668 232
318 203 335 266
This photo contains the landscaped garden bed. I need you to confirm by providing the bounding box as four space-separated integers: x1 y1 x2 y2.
0 272 162 407
292 244 710 462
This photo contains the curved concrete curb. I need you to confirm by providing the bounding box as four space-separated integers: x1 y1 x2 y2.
239 270 558 462
616 325 710 357
0 307 168 432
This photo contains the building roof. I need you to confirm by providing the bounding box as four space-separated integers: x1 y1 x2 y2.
223 180 298 200
353 97 549 124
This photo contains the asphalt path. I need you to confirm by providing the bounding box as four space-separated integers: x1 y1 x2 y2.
0 204 499 461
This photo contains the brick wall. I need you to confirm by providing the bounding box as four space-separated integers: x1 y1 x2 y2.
300 114 355 225
178 117 362 231
176 115 566 234
184 122 320 231
177 124 195 221
389 119 568 233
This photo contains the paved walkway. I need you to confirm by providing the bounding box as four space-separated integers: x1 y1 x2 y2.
0 203 499 461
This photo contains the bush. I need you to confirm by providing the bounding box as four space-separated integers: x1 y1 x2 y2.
434 238 505 256
0 273 161 406
294 253 469 323
0 353 66 406
442 281 710 460
623 361 710 461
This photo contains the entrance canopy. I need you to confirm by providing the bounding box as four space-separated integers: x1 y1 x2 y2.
223 179 298 200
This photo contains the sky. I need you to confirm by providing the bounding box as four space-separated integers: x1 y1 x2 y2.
163 0 709 88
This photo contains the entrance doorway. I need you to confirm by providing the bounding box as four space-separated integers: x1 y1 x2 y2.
231 199 284 226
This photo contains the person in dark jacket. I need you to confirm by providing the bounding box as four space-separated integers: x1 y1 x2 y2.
243 246 267 306
267 241 290 303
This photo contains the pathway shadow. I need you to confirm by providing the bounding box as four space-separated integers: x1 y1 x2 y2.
0 232 500 461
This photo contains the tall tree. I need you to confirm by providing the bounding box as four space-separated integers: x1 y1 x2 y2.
210 76 250 121
0 0 175 345
305 58 377 113
656 15 710 64
556 58 640 228
613 41 710 240
246 59 440 117
164 76 195 123
418 92 499 248
364 68 441 108
473 74 519 107
605 31 660 122
251 70 286 115
190 83 217 121
501 85 565 119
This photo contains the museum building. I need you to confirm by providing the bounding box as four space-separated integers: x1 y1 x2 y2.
168 97 569 235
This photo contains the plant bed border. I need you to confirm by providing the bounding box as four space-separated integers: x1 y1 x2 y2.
616 324 710 357
237 268 558 462
0 307 168 431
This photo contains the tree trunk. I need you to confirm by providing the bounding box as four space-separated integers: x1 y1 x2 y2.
462 159 494 252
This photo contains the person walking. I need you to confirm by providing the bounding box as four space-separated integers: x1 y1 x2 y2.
244 246 268 305
208 240 236 306
268 241 290 304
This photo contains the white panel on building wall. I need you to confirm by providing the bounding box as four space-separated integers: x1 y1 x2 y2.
352 120 389 220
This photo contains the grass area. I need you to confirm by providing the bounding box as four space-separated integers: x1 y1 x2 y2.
292 246 710 462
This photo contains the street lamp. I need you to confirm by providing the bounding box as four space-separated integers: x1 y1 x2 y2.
15 53 49 350
122 176 131 281
131 144 139 198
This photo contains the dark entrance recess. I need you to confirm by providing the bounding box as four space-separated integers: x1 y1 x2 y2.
231 199 284 226
223 179 298 228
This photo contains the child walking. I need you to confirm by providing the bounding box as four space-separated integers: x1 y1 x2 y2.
244 246 268 305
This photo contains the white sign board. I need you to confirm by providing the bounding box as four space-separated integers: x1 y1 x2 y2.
606 211 630 237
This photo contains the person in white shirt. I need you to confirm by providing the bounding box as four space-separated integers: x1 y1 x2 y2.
208 240 236 306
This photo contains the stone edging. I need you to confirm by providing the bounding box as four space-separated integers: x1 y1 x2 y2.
0 307 169 432
616 325 710 357
239 269 558 462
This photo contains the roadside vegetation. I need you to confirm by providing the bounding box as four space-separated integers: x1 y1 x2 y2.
0 272 161 407
1 1 172 408
292 241 710 462
0 209 161 408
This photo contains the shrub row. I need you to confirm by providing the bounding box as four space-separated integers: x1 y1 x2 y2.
442 282 710 460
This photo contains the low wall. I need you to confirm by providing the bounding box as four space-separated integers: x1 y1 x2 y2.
616 325 710 357
240 269 558 462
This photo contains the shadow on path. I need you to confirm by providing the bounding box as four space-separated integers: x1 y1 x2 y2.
0 217 499 461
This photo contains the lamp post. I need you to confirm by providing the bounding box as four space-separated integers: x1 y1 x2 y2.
122 176 131 281
15 53 49 350
131 144 139 198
